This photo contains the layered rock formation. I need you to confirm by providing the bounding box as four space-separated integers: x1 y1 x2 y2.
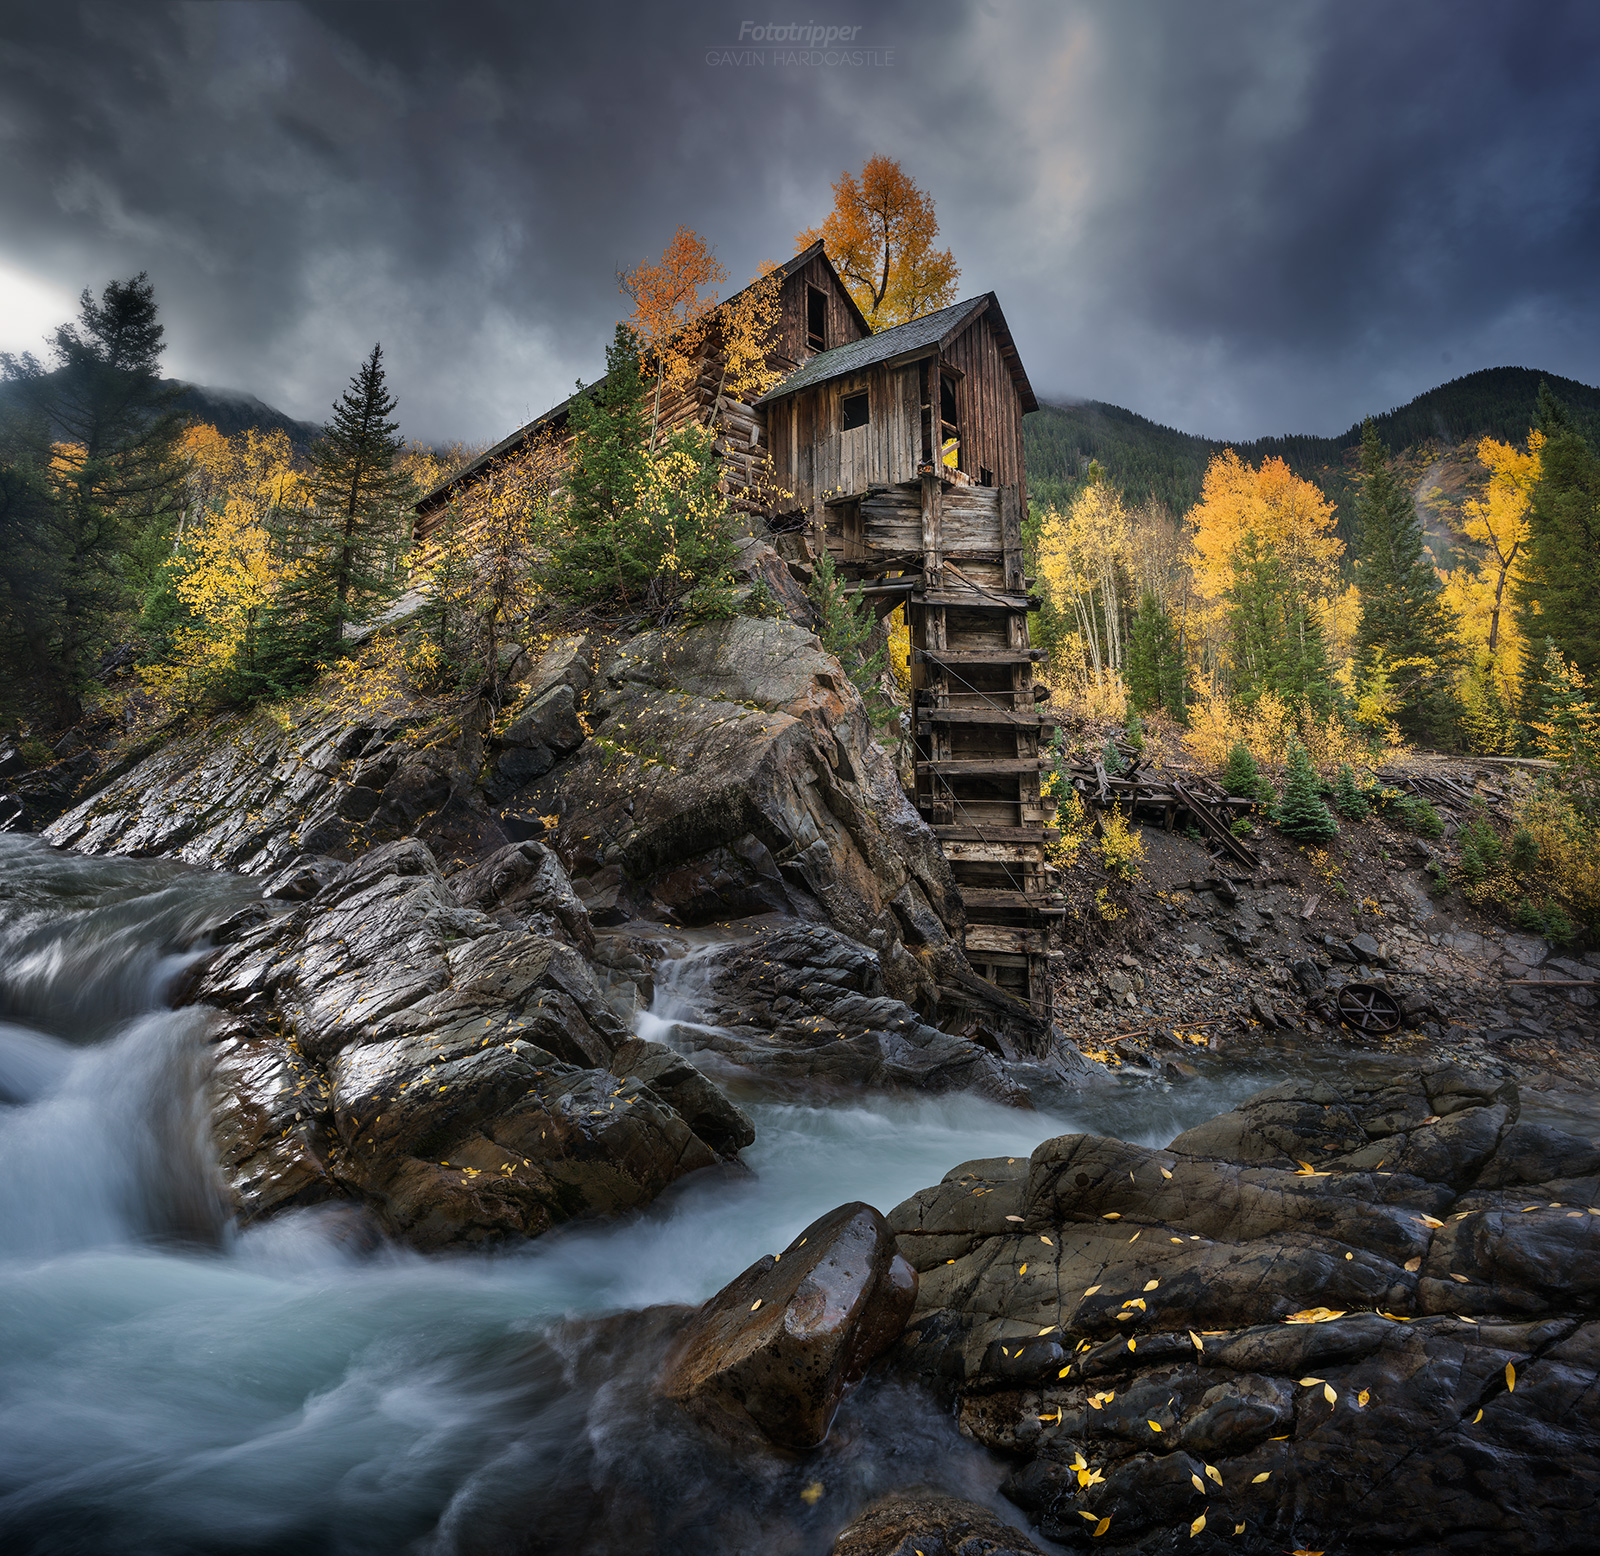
524 617 964 1011
886 1060 1600 1552
196 836 752 1249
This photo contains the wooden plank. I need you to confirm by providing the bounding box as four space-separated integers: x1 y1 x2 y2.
919 708 1052 727
912 589 1039 610
933 825 1058 842
1171 780 1260 871
962 887 1058 909
917 647 1045 664
942 839 1045 864
917 757 1043 775
964 924 1047 955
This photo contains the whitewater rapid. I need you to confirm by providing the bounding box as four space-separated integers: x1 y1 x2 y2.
0 834 1272 1554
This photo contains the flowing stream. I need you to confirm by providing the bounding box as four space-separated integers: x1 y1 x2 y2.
0 835 1279 1555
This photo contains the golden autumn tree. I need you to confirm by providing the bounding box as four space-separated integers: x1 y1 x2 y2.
1186 451 1344 709
1035 476 1133 710
141 425 307 708
1439 431 1543 749
619 225 727 447
796 155 959 330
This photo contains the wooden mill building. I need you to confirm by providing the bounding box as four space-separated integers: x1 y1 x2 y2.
416 243 1060 1017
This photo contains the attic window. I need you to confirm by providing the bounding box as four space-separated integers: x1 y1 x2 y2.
806 286 828 352
841 391 869 430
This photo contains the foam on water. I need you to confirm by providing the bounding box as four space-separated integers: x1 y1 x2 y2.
0 834 1276 1554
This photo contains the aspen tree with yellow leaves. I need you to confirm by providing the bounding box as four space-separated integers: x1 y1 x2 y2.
796 155 959 329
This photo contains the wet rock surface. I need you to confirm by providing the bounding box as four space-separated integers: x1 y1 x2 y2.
193 837 751 1248
527 617 964 1012
887 1059 1600 1552
660 1200 918 1449
660 921 1031 1101
830 1491 1048 1556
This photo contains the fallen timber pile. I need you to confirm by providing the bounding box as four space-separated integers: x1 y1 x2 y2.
1061 736 1261 873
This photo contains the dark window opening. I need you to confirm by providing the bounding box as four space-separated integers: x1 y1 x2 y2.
806 286 828 352
919 361 933 463
841 390 869 430
979 466 994 487
940 373 961 469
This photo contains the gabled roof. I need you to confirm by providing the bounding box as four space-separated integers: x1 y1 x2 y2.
415 241 864 516
756 291 1038 413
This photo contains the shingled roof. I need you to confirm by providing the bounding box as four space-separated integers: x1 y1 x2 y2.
757 292 1038 412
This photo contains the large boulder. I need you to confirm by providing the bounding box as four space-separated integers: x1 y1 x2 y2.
659 1200 918 1448
888 1060 1600 1553
193 837 750 1248
525 617 962 1012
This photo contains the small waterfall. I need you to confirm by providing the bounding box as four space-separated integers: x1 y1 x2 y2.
632 941 736 1051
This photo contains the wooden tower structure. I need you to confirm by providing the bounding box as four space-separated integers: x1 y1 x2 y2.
415 248 1058 1016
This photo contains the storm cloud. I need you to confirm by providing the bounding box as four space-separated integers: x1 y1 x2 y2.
1 0 1596 445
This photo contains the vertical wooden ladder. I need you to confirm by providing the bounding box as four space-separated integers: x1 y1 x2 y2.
907 472 1060 1017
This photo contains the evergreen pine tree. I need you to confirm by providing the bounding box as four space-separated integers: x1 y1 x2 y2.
1220 740 1261 797
1333 763 1369 820
1514 384 1600 702
300 343 413 651
1101 733 1126 774
1275 743 1338 842
1225 533 1337 711
1125 589 1188 721
1122 708 1145 751
0 274 183 723
1352 420 1460 741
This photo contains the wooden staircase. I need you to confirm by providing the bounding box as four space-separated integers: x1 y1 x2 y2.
825 468 1060 1018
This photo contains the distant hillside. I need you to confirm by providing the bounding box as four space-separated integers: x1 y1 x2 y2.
1024 366 1600 545
164 381 322 449
0 373 322 452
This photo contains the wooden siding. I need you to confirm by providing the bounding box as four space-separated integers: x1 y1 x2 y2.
767 306 1031 516
941 308 1029 512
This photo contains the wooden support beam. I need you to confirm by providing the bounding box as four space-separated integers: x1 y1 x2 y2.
917 757 1044 776
918 708 1054 727
916 647 1045 664
933 825 1059 842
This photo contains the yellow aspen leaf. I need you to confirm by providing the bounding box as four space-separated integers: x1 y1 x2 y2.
1505 1363 1516 1392
1357 1389 1370 1407
1079 1510 1098 1522
1144 1279 1160 1291
1093 1517 1111 1537
1190 1331 1205 1350
1299 1377 1325 1386
1123 1298 1147 1310
1059 1366 1073 1379
1324 1383 1337 1405
800 1481 823 1505
1419 1215 1444 1228
1235 1525 1246 1535
1404 1257 1422 1272
1129 1339 1137 1351
1102 1212 1121 1220
1038 1325 1057 1335
1473 1409 1483 1423
1190 1513 1206 1536
1450 1273 1470 1283
1073 1453 1088 1471
1041 1235 1054 1245
1130 1232 1141 1241
1148 1420 1163 1432
1205 1464 1222 1485
1019 1264 1028 1274
1191 1474 1206 1493
1252 1471 1270 1483
1084 1285 1102 1296
1005 1214 1024 1222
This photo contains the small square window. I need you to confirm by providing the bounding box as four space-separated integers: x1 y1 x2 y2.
841 391 869 430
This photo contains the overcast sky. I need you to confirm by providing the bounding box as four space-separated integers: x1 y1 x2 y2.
2 0 1597 446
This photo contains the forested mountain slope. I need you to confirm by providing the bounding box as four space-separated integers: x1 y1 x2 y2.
1024 366 1600 542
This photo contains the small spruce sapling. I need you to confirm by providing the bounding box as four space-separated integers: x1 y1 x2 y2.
1221 741 1260 797
1275 744 1339 843
1101 734 1127 775
1123 710 1146 752
1333 763 1369 820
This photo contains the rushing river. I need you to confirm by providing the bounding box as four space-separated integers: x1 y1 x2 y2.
0 834 1278 1555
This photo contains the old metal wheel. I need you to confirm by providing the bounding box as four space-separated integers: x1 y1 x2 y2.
1335 982 1402 1035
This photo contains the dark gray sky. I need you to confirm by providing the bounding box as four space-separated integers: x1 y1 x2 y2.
2 0 1597 446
